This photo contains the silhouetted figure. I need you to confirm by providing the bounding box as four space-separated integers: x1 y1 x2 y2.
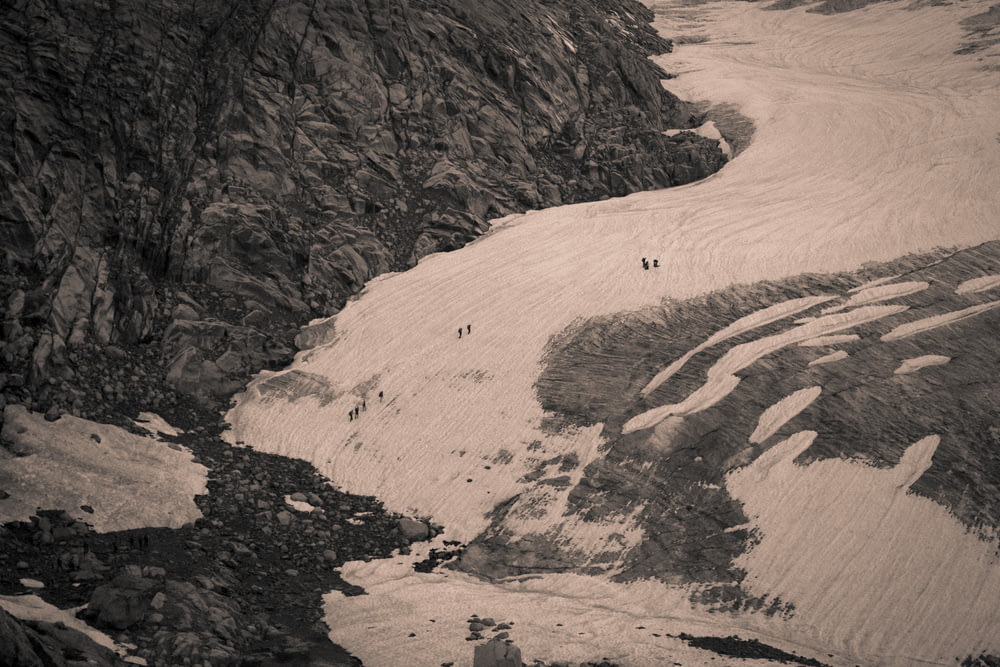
642 258 649 270
349 411 353 421
362 399 366 411
467 324 471 334
354 406 360 418
378 391 383 402
653 259 660 268
458 328 462 339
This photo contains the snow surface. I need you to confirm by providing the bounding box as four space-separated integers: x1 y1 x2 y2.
727 432 1000 664
133 412 183 437
808 350 849 366
749 386 822 444
0 405 206 532
956 273 1000 294
821 280 928 313
798 333 859 346
226 0 1000 663
895 355 951 374
640 295 833 396
881 300 1000 341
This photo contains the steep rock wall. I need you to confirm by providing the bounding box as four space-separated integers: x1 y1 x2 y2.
0 0 725 406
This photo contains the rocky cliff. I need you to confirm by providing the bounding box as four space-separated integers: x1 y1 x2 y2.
0 0 725 413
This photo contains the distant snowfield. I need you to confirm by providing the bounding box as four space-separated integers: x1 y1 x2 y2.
226 0 1000 664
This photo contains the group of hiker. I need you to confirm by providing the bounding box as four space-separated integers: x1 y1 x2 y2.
458 323 471 339
349 390 384 421
641 257 660 270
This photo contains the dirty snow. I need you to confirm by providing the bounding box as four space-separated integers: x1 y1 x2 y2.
0 405 206 532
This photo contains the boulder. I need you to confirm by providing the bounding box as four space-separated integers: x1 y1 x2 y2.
397 517 430 542
473 638 523 667
86 575 159 630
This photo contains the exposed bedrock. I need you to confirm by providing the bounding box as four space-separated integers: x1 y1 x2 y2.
0 0 726 405
459 242 1000 605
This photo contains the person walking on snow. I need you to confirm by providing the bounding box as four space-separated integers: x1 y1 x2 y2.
467 324 471 334
458 327 462 339
378 390 384 401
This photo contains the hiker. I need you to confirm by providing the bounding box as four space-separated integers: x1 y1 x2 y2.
362 399 366 411
653 259 659 268
467 324 471 334
354 406 360 418
349 410 353 421
378 390 383 401
458 327 462 339
642 258 649 270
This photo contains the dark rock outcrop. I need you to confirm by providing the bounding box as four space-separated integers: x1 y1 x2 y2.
0 605 121 667
0 0 725 405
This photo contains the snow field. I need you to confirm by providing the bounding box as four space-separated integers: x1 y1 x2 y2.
0 406 205 532
226 0 1000 663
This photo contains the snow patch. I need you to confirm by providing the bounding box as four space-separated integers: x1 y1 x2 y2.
799 334 860 347
626 305 907 433
749 386 822 444
956 274 1000 294
894 355 951 374
641 295 834 397
133 412 182 437
808 350 849 366
821 281 928 314
0 405 206 532
284 495 316 512
881 300 1000 341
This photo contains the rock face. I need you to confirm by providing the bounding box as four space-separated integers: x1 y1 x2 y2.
0 606 119 667
0 0 725 404
473 637 523 667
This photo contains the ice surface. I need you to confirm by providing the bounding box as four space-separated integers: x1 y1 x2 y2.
226 0 1000 662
